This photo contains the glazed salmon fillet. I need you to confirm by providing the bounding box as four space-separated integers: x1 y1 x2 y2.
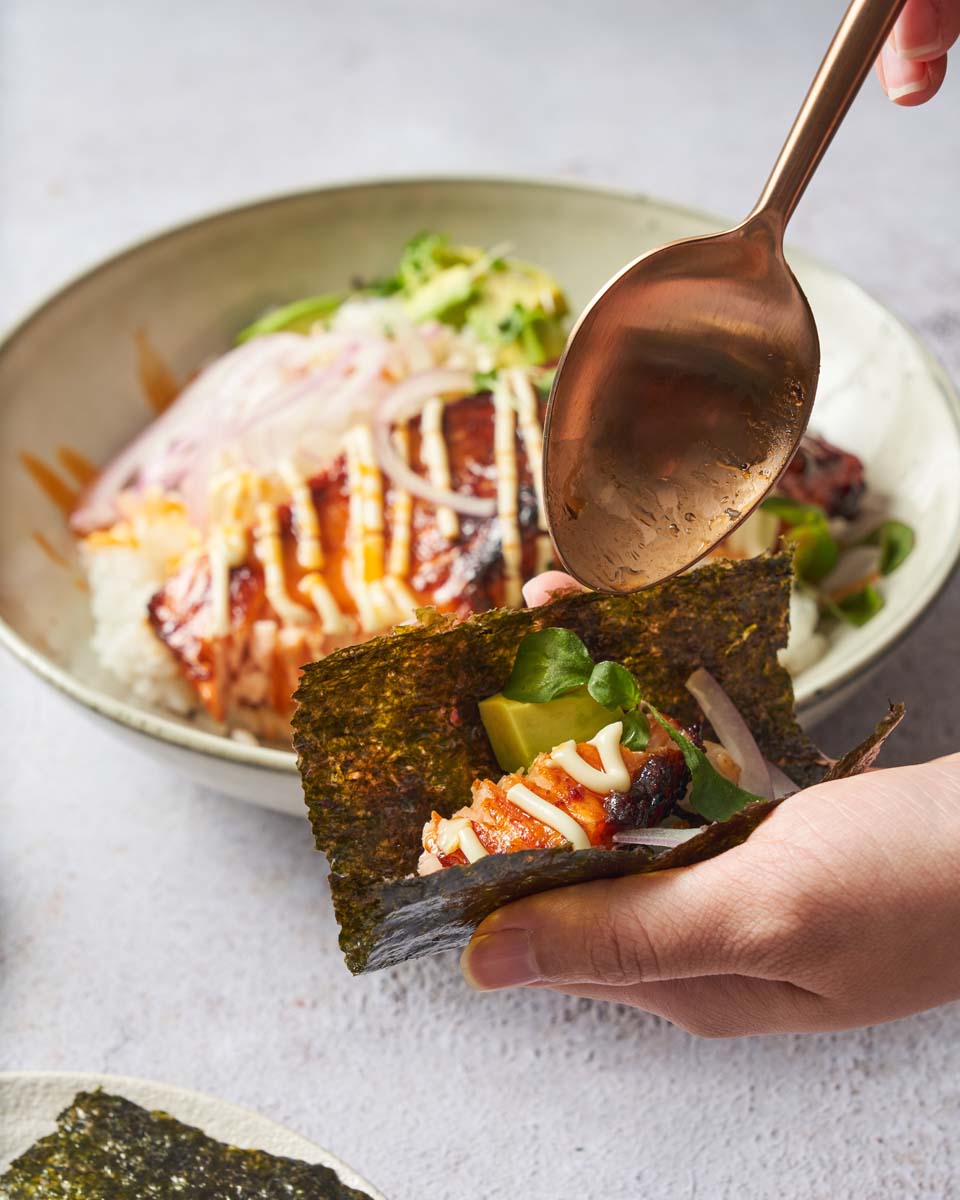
419 722 697 873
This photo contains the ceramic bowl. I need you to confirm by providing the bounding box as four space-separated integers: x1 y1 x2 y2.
0 1071 384 1196
2 178 958 816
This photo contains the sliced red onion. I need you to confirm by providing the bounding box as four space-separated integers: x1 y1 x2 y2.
820 544 883 600
372 369 497 518
765 759 799 799
613 827 704 847
71 333 318 534
685 667 774 800
71 333 390 533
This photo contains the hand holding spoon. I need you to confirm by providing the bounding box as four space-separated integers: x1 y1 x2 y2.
542 0 907 593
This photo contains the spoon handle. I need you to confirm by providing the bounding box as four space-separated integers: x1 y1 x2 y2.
751 0 906 232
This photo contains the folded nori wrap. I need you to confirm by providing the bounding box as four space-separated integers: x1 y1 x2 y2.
0 1090 373 1200
293 554 902 974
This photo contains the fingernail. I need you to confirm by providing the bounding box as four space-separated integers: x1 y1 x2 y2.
521 570 580 608
892 5 942 60
461 929 541 990
880 43 931 100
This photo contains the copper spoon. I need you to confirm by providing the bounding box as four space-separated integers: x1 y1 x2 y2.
543 0 906 593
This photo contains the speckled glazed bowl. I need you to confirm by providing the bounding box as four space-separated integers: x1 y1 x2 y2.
2 178 958 815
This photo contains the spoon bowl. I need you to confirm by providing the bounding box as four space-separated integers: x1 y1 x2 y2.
543 214 819 591
544 0 905 591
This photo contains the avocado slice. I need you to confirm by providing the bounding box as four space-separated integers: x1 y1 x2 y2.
466 262 567 365
235 292 345 343
403 263 480 322
479 686 616 773
473 261 566 326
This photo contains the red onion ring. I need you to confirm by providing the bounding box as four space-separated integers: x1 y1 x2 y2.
72 334 388 534
820 544 883 600
612 827 703 847
70 334 313 534
685 667 774 800
372 369 497 519
765 759 799 799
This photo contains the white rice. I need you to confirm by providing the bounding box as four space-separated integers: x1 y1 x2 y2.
779 588 828 676
81 500 198 717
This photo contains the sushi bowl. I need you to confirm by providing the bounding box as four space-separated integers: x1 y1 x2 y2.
1 177 959 817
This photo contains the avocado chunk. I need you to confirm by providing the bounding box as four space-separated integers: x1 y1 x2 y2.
465 262 567 365
479 686 615 773
404 262 479 322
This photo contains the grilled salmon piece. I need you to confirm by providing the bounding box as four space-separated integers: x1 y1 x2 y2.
419 723 693 872
147 392 544 729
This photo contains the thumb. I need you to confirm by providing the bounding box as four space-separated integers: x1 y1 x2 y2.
460 852 767 991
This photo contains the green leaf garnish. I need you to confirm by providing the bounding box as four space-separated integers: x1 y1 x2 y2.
760 495 838 584
826 583 885 627
759 496 823 524
502 628 594 703
862 519 915 575
496 303 549 364
787 523 839 584
235 293 345 343
473 369 499 393
588 660 640 711
620 709 651 751
394 231 466 291
647 705 762 821
533 365 557 400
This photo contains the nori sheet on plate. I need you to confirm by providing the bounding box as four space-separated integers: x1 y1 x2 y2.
293 554 902 974
0 1090 373 1200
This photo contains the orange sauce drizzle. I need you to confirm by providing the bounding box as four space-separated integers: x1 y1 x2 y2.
135 328 180 414
57 445 98 486
19 452 78 515
32 531 72 568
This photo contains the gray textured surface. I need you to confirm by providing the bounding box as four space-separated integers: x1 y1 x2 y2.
1 2 959 1197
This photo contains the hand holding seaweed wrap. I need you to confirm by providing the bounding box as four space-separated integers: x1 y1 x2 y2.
460 574 960 1036
462 753 960 1035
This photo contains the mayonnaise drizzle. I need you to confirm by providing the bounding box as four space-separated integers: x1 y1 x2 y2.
535 533 553 576
345 424 398 631
382 574 419 622
279 463 350 633
386 425 413 579
301 572 351 634
509 368 547 531
551 721 630 794
493 379 522 608
429 721 638 864
436 815 487 861
253 501 313 626
506 782 592 850
206 471 256 636
283 466 324 572
207 533 233 638
458 823 490 863
421 396 459 541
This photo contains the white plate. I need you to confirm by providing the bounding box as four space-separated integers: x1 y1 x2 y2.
0 1070 384 1197
1 177 958 815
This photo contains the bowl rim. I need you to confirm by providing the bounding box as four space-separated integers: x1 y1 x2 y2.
0 1070 385 1197
2 172 959 777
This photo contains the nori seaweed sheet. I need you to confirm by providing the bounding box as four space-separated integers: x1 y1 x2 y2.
0 1090 373 1200
293 554 901 974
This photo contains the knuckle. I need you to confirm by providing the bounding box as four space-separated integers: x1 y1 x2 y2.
583 908 651 986
729 870 830 977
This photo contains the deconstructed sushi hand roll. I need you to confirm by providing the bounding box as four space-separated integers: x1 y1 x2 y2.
293 554 903 974
415 621 782 873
